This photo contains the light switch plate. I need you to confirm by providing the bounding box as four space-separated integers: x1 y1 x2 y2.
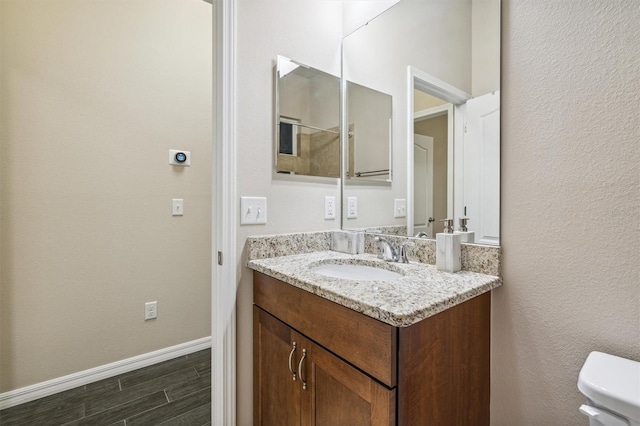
172 199 184 216
324 196 336 220
347 197 357 219
240 197 267 225
394 199 406 218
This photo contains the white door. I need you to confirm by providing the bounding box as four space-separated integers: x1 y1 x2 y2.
463 91 500 245
413 134 434 237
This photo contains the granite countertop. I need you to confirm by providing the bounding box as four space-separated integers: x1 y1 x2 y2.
247 250 501 327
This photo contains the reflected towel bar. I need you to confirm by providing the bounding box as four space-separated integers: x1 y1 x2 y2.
278 121 340 135
354 169 389 177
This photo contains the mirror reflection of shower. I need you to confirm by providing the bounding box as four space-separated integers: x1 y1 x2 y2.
275 56 340 178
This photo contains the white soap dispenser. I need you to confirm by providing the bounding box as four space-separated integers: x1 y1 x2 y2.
436 218 461 273
454 217 475 243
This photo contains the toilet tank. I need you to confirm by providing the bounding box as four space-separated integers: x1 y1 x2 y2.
578 351 640 426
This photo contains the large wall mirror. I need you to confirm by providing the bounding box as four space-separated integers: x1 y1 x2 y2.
341 0 501 245
275 56 340 178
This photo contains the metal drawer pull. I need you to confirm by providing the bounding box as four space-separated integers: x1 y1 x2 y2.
298 348 307 390
288 342 297 381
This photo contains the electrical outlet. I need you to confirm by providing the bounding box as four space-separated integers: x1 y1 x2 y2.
145 301 157 320
324 196 336 220
347 197 358 219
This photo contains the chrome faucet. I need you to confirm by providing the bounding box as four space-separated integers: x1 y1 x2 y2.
414 231 429 238
374 236 398 261
374 237 416 263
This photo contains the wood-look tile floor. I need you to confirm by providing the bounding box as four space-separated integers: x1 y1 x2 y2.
0 348 211 426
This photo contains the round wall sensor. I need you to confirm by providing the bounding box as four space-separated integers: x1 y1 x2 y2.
169 149 190 166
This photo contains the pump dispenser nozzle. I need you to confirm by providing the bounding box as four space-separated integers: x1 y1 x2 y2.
441 218 454 233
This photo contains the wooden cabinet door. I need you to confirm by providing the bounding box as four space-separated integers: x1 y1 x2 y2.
298 336 396 426
254 307 302 426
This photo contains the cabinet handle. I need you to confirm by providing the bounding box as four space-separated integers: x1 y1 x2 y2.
288 342 297 381
298 348 307 390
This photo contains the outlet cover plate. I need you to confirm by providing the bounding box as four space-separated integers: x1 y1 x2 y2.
145 301 157 320
347 197 357 219
324 196 336 220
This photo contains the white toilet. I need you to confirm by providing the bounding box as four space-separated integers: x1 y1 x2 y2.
578 351 640 426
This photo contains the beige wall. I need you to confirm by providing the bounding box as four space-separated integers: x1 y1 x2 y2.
0 0 212 392
414 90 447 112
494 0 640 424
472 0 500 96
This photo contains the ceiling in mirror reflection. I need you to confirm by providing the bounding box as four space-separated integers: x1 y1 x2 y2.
341 0 500 245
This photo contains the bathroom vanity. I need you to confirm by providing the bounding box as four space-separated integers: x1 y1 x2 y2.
249 250 500 426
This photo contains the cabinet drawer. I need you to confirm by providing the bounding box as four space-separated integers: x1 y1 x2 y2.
254 271 397 387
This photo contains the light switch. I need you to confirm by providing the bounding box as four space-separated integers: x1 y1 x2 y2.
394 199 406 218
347 197 357 219
172 199 184 216
240 197 267 225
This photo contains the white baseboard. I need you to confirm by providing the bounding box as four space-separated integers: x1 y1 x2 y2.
0 336 211 411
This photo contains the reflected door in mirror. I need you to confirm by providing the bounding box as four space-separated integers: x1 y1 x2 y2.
413 135 433 238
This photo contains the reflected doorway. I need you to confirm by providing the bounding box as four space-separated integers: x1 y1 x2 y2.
413 134 434 237
413 93 453 236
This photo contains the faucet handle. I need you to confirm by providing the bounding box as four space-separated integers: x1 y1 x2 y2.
399 239 415 263
400 239 416 247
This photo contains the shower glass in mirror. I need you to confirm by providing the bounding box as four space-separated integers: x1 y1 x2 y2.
275 56 340 178
345 81 392 183
341 0 500 245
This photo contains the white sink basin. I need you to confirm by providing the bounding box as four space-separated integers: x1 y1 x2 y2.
310 263 403 281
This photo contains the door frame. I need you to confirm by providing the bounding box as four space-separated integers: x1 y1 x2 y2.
213 0 237 424
407 66 470 237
